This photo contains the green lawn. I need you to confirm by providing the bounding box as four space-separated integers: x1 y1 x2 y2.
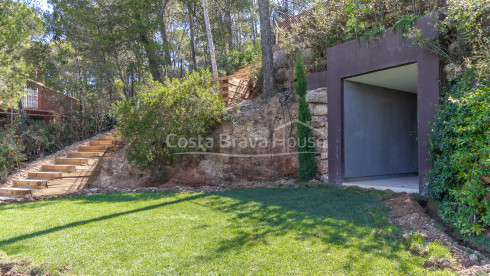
0 186 454 275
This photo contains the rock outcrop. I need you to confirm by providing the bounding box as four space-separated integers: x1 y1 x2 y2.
273 45 326 91
94 93 300 188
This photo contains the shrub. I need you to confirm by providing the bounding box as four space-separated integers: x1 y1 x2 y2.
0 123 26 183
23 118 71 159
113 70 226 172
218 44 261 76
280 0 442 56
422 0 490 236
294 52 317 181
427 71 490 235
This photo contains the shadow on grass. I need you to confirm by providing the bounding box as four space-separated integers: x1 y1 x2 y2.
0 193 203 247
0 191 177 212
183 187 412 273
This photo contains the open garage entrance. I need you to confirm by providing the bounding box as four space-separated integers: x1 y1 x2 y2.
342 64 419 193
327 16 442 193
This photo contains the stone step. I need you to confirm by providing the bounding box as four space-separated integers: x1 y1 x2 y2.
13 179 49 189
55 158 94 166
79 146 108 152
67 152 103 158
110 130 120 135
99 135 114 140
28 171 63 179
42 165 76 172
0 187 33 196
90 140 114 146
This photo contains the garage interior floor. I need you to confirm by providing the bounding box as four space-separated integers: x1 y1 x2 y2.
342 176 419 193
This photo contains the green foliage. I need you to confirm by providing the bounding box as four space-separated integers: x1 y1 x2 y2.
428 71 490 235
0 112 104 182
424 0 490 236
0 0 44 109
113 70 226 172
218 44 261 76
22 119 72 159
392 14 420 36
403 232 454 260
343 0 372 41
294 52 317 181
0 122 26 183
281 0 442 58
441 0 489 76
361 25 386 45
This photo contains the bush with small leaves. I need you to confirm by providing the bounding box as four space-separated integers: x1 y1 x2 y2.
113 70 226 173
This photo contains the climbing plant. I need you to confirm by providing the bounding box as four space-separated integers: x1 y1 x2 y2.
428 72 490 235
425 0 490 236
294 52 317 181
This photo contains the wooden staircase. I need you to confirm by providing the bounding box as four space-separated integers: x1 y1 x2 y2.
0 130 120 201
211 63 258 106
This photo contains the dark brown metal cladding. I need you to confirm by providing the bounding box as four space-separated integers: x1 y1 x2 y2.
325 16 442 193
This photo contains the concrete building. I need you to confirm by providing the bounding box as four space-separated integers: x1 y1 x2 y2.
307 16 442 193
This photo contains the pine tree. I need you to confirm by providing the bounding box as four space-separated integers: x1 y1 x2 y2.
294 52 317 181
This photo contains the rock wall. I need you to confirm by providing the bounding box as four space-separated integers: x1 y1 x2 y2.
95 88 329 188
306 87 329 182
94 94 300 188
273 45 327 91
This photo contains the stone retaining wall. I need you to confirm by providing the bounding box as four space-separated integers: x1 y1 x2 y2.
306 87 328 182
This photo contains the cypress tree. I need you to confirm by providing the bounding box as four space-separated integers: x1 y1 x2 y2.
294 52 317 181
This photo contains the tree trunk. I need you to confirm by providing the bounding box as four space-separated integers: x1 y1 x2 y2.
225 2 233 51
251 0 257 46
140 32 163 83
283 0 288 18
201 0 218 78
251 11 256 46
187 1 197 71
258 0 274 96
160 0 172 69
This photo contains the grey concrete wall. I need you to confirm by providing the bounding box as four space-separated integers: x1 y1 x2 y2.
343 81 418 179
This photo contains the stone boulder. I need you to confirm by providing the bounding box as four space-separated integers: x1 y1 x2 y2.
275 68 287 82
312 104 328 116
306 90 328 103
302 48 315 65
273 50 287 69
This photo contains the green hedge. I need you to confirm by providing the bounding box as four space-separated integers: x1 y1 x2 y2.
428 71 490 235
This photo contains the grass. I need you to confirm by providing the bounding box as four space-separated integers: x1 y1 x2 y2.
403 232 454 262
0 186 455 275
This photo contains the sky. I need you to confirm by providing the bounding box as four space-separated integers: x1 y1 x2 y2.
38 0 52 12
21 0 53 13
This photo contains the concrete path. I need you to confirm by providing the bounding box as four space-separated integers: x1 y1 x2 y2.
343 176 419 193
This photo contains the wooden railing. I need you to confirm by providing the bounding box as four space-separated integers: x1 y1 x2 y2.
211 63 258 106
21 87 39 109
